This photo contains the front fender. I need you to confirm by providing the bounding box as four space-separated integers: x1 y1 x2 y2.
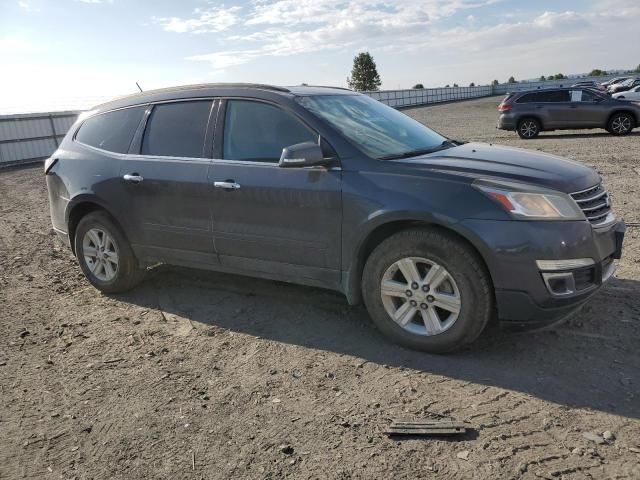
341 208 500 306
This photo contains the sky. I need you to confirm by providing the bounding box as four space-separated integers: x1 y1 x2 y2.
0 0 639 112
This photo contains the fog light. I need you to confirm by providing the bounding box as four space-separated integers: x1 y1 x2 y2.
536 258 594 271
542 272 576 295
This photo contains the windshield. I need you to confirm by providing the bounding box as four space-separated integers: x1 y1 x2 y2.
296 94 448 159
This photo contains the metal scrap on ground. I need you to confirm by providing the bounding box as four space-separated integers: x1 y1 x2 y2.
385 419 468 437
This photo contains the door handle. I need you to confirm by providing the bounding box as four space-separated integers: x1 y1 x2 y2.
213 181 241 190
123 173 144 183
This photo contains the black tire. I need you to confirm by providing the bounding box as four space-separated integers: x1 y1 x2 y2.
517 117 541 139
362 228 493 353
607 112 635 135
74 210 145 293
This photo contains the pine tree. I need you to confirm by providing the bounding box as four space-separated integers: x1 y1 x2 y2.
347 52 382 91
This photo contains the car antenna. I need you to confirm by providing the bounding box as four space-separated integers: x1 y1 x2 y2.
135 81 143 93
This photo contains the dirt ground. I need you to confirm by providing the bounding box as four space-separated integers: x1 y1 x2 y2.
1 95 639 480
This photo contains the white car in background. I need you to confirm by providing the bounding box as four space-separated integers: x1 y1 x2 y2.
613 85 640 100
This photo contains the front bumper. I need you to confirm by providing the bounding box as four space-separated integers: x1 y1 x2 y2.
460 218 625 330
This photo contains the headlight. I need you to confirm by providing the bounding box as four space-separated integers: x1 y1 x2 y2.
474 179 585 220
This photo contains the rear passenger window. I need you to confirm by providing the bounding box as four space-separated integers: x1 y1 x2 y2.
76 107 144 153
223 100 318 162
516 93 541 103
537 90 570 102
141 101 212 158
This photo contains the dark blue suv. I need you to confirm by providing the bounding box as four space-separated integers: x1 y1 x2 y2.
45 84 625 352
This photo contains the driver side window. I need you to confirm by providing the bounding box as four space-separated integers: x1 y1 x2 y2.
222 100 318 163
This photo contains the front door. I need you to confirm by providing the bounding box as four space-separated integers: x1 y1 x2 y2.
208 99 342 285
562 90 606 127
118 99 218 266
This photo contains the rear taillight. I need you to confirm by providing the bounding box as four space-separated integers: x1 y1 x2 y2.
498 103 512 112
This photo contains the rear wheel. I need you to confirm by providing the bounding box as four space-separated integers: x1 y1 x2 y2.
362 229 493 353
517 118 541 139
607 112 634 135
74 211 145 293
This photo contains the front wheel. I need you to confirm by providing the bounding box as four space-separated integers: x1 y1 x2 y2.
517 118 541 139
362 229 493 353
607 112 634 135
74 211 145 293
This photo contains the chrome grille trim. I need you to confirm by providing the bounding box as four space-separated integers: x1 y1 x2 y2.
573 190 607 204
582 201 609 212
570 183 612 226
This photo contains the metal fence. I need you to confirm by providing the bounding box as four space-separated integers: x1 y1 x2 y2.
365 85 493 107
0 74 625 167
0 111 81 167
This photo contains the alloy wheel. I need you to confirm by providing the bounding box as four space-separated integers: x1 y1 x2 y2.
380 257 461 336
519 120 538 138
611 115 631 134
83 228 119 282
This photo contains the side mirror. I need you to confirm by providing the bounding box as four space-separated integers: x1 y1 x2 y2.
278 142 330 168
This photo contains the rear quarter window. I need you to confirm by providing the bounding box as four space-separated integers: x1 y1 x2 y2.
75 106 145 153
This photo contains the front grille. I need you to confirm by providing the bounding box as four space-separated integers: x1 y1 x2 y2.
570 183 612 225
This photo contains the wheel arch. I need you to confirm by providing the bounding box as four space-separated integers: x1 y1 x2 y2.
607 109 638 127
344 216 495 306
65 196 126 255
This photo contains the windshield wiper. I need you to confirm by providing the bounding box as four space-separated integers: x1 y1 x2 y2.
380 140 458 160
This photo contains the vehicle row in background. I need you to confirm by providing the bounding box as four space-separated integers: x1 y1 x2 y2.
570 80 607 92
497 87 639 138
612 85 640 100
604 77 640 94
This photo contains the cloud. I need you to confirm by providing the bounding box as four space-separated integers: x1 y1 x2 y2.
158 0 640 79
177 1 502 68
18 0 39 12
154 5 242 34
188 50 262 69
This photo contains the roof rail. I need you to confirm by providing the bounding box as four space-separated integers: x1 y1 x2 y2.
298 85 353 91
92 83 291 110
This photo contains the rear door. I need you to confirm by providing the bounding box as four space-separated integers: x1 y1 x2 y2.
536 90 572 127
207 98 342 286
513 92 551 126
117 99 218 266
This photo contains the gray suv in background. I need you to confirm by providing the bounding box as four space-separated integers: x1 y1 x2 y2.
498 88 640 138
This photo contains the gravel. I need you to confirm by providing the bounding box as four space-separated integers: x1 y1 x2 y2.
1 95 639 479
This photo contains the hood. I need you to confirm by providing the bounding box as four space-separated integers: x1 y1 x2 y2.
396 142 599 193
